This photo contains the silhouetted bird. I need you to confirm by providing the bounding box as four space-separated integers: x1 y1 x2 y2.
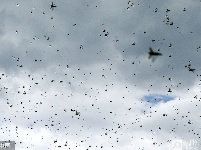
168 88 172 92
188 67 196 73
148 47 162 58
75 110 80 115
148 47 162 61
50 2 57 10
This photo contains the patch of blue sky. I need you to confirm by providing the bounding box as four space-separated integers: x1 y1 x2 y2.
143 94 175 105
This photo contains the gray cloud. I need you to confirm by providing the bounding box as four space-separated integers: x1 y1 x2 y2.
0 0 201 149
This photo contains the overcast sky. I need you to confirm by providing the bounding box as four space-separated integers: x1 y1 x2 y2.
0 0 201 150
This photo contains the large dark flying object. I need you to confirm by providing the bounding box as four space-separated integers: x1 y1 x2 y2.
50 2 57 10
148 47 162 59
188 67 196 73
